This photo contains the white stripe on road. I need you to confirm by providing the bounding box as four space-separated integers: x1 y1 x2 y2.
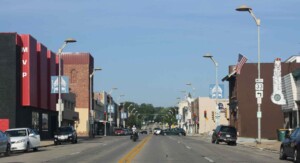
185 146 191 149
70 152 80 155
204 157 214 163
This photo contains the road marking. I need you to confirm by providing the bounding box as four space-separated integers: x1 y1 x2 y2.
118 135 152 163
70 151 80 155
186 146 191 149
204 157 214 163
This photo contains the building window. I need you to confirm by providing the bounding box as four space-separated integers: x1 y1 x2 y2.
71 69 77 83
32 112 39 132
42 114 48 131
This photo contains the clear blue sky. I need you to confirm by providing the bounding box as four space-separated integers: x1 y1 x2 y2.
2 1 300 107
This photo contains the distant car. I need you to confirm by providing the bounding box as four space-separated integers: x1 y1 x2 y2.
140 130 148 134
0 130 11 156
5 128 40 152
280 127 300 162
126 129 133 135
114 128 125 136
154 128 161 135
54 126 77 145
211 125 237 145
174 128 186 136
161 128 186 136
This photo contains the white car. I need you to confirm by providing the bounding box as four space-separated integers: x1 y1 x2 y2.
5 128 40 152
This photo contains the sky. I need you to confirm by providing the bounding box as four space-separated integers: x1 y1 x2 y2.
1 0 300 107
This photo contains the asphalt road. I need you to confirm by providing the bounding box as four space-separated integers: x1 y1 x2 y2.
0 134 290 163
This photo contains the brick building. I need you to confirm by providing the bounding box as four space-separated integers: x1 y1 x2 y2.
223 61 300 139
61 53 94 136
0 33 79 139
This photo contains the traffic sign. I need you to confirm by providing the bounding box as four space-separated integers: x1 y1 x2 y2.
255 78 264 83
255 83 264 91
108 118 113 122
257 111 262 118
256 91 263 98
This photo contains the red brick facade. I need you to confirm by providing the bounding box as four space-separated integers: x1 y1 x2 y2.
61 53 94 109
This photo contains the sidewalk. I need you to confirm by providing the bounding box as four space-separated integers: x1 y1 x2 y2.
187 133 281 153
237 137 281 153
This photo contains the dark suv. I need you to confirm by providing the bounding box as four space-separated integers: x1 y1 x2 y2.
54 126 77 145
212 125 237 145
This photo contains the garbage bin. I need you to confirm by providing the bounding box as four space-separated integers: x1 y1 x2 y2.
277 129 293 142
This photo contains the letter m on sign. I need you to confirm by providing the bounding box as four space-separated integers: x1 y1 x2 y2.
22 47 28 53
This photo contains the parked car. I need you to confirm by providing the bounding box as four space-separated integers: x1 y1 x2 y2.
0 130 11 156
54 126 77 145
280 127 300 162
5 128 40 152
114 128 125 136
211 125 237 145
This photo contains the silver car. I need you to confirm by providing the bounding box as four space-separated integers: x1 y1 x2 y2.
0 130 11 156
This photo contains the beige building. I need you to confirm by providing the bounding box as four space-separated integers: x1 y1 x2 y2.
195 97 229 134
178 97 229 134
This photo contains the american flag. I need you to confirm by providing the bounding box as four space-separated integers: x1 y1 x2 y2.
235 54 247 74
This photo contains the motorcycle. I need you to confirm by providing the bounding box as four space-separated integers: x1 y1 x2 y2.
131 132 139 142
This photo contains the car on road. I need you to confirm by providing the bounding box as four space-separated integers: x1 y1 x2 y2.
126 129 133 135
140 130 148 134
211 125 237 145
0 130 11 156
5 128 40 152
280 127 300 162
174 128 186 136
161 128 186 136
154 128 162 135
54 126 77 145
114 128 125 136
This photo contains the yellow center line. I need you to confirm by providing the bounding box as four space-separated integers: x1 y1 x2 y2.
118 135 152 163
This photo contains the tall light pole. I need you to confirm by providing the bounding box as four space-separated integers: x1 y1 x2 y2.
57 38 76 127
117 94 125 128
108 87 118 126
186 83 196 97
236 5 262 143
203 53 219 127
89 68 102 137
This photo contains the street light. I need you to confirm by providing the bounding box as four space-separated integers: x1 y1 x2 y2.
89 67 102 137
117 94 125 127
236 5 262 143
108 87 118 126
57 38 76 127
203 53 219 127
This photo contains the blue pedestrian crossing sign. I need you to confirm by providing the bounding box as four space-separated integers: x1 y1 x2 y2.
51 76 69 94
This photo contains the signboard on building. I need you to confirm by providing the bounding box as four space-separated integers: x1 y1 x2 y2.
271 58 286 105
209 84 224 99
108 104 114 113
51 76 69 93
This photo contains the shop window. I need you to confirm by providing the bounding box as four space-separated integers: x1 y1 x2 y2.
32 112 39 132
42 114 48 131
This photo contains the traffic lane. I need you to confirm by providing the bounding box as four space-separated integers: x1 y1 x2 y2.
133 134 211 163
170 136 286 163
45 134 148 163
0 135 145 163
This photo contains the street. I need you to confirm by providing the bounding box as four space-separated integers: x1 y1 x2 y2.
0 135 288 163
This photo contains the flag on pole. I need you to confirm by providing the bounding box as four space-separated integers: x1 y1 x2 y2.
235 54 248 74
